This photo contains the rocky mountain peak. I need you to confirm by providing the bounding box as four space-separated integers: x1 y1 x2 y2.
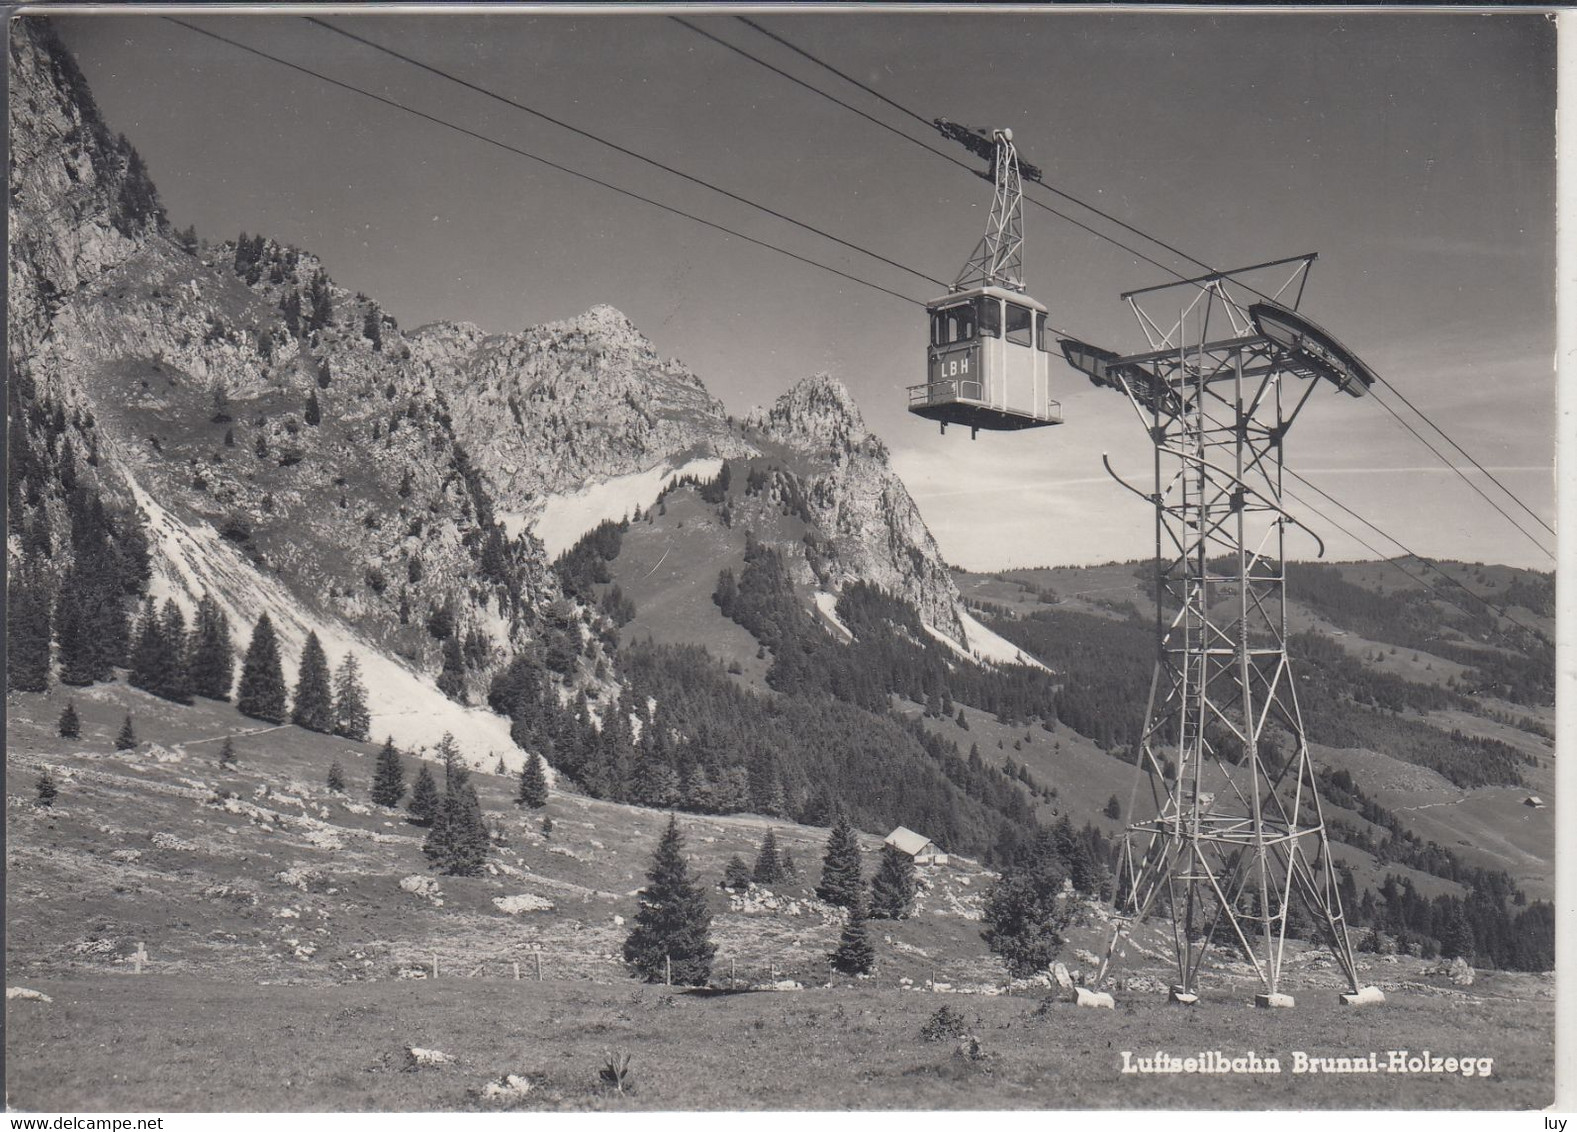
747 373 873 457
567 303 639 335
528 304 657 363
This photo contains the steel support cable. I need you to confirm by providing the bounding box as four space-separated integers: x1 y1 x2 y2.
730 17 1555 539
1282 481 1540 639
1369 374 1555 537
164 18 926 309
734 14 1222 282
670 16 1189 283
1364 387 1553 561
1281 467 1548 641
303 16 951 291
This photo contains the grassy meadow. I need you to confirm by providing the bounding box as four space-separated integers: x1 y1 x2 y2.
4 974 1552 1111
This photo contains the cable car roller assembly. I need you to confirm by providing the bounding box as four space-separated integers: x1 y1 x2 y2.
911 126 1385 1008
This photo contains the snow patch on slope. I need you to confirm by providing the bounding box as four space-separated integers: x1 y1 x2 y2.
961 609 1052 672
128 476 526 771
812 591 854 643
503 456 725 558
924 610 1051 673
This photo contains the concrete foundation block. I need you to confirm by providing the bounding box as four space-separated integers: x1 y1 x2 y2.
1074 986 1115 1009
1168 986 1200 1005
1255 992 1295 1009
1339 985 1385 1006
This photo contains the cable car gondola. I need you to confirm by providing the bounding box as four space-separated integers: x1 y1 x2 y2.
908 126 1063 437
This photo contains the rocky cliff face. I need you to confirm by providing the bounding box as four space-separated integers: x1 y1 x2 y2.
7 19 573 719
745 375 966 641
7 20 154 365
412 305 754 507
8 17 981 728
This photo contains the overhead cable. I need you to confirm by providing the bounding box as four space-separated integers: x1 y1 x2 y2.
717 15 1556 553
1283 467 1549 642
165 18 928 309
670 16 1191 283
304 16 951 291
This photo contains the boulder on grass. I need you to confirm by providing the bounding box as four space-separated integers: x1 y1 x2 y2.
1074 986 1114 1009
482 1074 533 1100
405 1047 454 1070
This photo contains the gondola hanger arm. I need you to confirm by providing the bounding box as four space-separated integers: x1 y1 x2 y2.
1102 453 1156 506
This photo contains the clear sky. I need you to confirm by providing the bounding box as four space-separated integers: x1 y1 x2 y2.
49 8 1557 570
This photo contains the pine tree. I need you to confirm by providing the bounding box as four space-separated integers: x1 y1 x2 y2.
55 486 137 686
1441 907 1476 961
331 653 370 741
115 713 138 751
57 701 80 739
423 734 489 876
408 764 439 825
159 599 192 703
816 809 864 909
327 760 346 793
752 830 785 886
622 815 716 985
869 843 918 920
35 769 58 807
829 895 875 975
291 631 334 733
218 736 237 767
128 596 167 695
1104 795 1122 821
748 749 787 816
723 855 753 889
308 268 333 331
371 737 406 807
516 750 549 808
6 564 52 692
436 634 466 702
304 389 321 426
981 834 1077 976
236 613 288 723
188 593 234 701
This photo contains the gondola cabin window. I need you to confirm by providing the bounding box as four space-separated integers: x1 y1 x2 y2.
978 295 1001 338
931 302 976 347
1005 302 1034 347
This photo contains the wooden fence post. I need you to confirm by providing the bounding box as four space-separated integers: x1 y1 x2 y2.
433 953 439 980
535 951 542 981
513 961 521 982
665 954 672 987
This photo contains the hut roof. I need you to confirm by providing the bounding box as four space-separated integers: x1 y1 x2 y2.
884 826 935 856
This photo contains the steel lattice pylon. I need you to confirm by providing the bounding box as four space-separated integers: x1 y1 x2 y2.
1090 256 1365 1005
